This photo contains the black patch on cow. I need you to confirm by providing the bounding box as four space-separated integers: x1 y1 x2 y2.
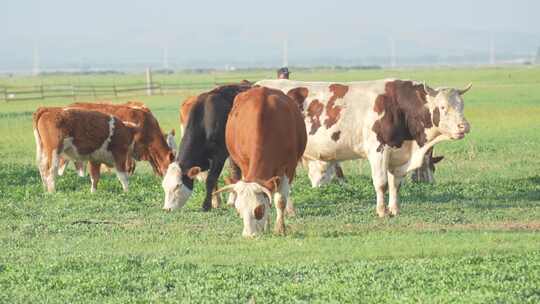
372 80 433 152
432 107 440 127
331 131 341 141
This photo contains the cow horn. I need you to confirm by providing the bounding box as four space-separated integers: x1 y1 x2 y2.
458 83 472 95
258 184 274 204
423 82 438 97
213 184 236 195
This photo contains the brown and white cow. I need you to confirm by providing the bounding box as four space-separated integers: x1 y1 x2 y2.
214 87 307 237
256 79 471 217
33 107 136 193
66 102 174 176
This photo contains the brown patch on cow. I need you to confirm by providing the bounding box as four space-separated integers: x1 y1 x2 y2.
331 131 341 141
33 107 135 192
323 84 348 129
286 87 309 112
306 99 324 135
432 107 440 127
371 80 433 151
254 204 265 220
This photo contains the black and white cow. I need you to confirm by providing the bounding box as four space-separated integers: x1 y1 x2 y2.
162 83 251 211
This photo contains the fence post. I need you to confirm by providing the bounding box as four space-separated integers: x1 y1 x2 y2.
113 84 118 99
40 85 44 100
158 82 163 95
92 86 97 99
145 68 153 96
71 84 76 101
1 87 6 102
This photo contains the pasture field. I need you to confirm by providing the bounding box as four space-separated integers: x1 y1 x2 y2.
1 67 540 303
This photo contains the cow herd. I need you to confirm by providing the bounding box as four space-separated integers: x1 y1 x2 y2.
32 78 471 237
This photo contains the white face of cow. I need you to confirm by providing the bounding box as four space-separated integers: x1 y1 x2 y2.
221 181 272 237
426 84 471 140
161 163 193 211
306 160 335 188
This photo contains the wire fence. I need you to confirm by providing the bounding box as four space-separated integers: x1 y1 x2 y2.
0 80 239 102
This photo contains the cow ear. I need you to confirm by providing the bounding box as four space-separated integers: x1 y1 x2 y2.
432 156 444 164
186 166 201 179
423 82 438 97
170 129 175 136
263 176 280 192
168 151 175 163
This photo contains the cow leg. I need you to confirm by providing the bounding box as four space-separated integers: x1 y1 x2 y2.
113 153 129 192
89 162 101 193
116 171 129 192
285 196 296 217
334 162 346 182
202 155 227 211
74 161 86 177
388 171 404 216
42 149 59 193
57 157 68 176
226 159 241 207
274 176 290 235
368 150 389 217
211 184 222 209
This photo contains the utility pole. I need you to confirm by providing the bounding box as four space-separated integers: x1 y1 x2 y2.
489 36 495 65
389 37 396 68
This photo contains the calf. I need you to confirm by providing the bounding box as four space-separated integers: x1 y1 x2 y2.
162 83 251 211
67 101 174 176
215 87 307 237
33 107 136 193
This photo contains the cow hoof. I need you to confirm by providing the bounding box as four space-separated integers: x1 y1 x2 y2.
201 205 212 212
389 207 400 217
211 195 222 209
376 207 389 218
163 208 172 213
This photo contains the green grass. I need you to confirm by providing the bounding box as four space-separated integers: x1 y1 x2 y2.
1 67 540 303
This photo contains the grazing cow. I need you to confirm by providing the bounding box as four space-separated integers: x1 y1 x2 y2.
162 83 251 211
179 95 225 207
214 87 307 237
411 148 444 183
256 79 471 217
33 107 136 193
66 102 174 176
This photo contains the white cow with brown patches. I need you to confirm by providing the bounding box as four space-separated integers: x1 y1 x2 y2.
256 79 471 217
33 107 137 193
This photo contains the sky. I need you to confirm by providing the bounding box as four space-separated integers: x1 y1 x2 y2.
1 0 540 72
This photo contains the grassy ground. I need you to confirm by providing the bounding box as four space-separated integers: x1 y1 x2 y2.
1 67 539 303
